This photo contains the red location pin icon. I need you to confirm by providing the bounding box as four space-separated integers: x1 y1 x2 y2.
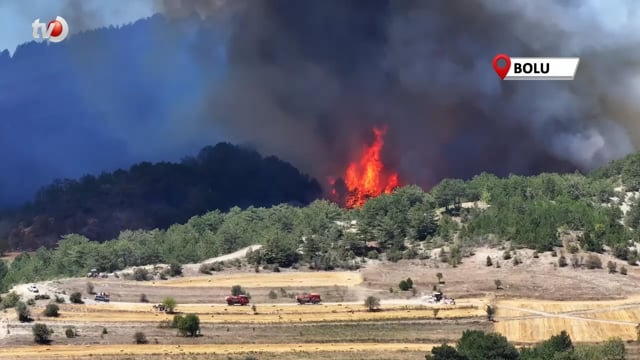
492 54 511 80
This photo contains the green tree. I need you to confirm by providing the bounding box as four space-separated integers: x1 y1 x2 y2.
176 314 200 337
162 297 177 313
364 296 380 312
231 285 247 296
44 303 59 317
456 330 518 360
426 343 467 360
15 301 31 322
69 292 83 304
32 323 53 344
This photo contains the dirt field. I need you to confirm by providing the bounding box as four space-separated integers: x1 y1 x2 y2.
5 246 640 358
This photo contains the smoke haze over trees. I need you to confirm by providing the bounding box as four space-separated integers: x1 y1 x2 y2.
2 1 640 207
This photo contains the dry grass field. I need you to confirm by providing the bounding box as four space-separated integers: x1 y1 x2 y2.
43 303 482 324
7 247 640 359
153 271 363 288
493 296 640 343
0 343 436 359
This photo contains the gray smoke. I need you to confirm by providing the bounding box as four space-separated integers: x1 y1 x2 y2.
156 0 639 188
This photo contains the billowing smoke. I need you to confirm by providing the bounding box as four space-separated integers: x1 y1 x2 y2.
1 0 639 207
157 0 639 189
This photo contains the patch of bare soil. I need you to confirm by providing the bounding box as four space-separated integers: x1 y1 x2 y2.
362 247 640 301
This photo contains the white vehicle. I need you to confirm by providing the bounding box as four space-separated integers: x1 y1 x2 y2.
27 284 39 293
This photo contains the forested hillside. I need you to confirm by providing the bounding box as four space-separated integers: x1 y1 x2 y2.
2 152 640 292
0 142 321 250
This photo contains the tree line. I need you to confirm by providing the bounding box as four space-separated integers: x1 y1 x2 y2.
3 153 640 292
426 329 625 360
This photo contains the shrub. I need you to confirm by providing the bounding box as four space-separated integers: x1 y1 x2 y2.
273 266 280 272
34 294 50 300
251 304 257 314
533 251 539 258
69 292 83 304
133 268 150 281
169 263 183 277
558 255 568 267
176 314 201 337
387 250 403 262
162 297 177 313
16 301 31 322
607 261 617 274
140 293 149 303
27 298 36 306
406 277 413 288
621 266 628 275
585 254 602 269
134 331 148 344
231 285 247 296
102 327 108 335
268 290 278 299
86 282 95 294
502 251 511 260
486 256 493 266
367 250 379 259
1 292 20 308
512 257 521 266
54 295 65 304
199 264 212 274
32 323 53 344
364 296 380 312
44 303 59 317
494 279 503 290
551 250 558 257
399 280 410 291
65 327 77 338
171 315 183 328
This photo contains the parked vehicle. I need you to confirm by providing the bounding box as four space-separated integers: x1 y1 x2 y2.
296 293 321 305
225 295 249 306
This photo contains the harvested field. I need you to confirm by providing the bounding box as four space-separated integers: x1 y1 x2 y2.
494 317 636 343
153 271 363 288
47 303 482 324
493 296 640 343
0 343 436 359
497 296 640 314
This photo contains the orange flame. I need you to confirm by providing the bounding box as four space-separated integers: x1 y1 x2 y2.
335 127 400 208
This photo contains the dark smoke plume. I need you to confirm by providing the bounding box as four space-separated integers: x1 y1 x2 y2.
157 0 639 189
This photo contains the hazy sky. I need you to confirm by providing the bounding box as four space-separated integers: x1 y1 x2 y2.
0 0 156 54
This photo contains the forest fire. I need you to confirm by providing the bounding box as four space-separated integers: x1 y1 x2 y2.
331 127 400 208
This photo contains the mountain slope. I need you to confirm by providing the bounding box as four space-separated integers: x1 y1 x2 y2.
1 143 321 249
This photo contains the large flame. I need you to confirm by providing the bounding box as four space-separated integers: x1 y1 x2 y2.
333 127 400 208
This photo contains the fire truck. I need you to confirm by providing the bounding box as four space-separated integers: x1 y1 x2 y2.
296 293 321 305
225 295 250 306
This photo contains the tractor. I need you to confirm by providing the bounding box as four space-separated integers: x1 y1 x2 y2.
225 295 250 306
296 293 321 305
